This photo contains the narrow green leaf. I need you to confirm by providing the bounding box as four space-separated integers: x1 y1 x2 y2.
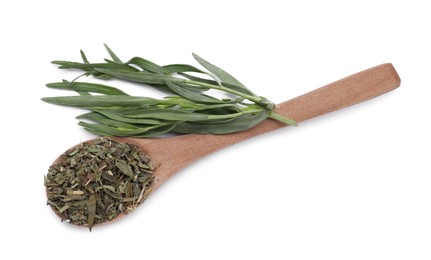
180 72 254 96
80 50 90 64
173 82 210 92
77 112 140 129
161 95 204 107
78 121 174 137
81 127 109 136
165 81 221 103
77 91 91 96
127 57 168 74
79 121 139 136
178 72 217 85
42 95 159 108
162 64 204 74
103 43 122 63
189 117 236 124
192 53 256 96
174 110 268 134
132 124 177 137
51 61 137 72
46 82 129 95
103 58 116 64
93 110 163 125
94 74 114 80
183 103 242 113
94 68 182 85
118 108 212 121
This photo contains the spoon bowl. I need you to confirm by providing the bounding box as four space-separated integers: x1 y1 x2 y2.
48 63 401 228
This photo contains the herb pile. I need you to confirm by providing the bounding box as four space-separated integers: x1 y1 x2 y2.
45 138 153 230
42 44 296 137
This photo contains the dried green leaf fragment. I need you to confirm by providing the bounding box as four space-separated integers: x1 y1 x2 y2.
44 138 154 230
115 160 134 177
87 193 97 231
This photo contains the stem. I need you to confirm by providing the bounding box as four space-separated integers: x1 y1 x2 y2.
206 108 263 120
185 79 297 126
184 79 262 104
268 112 298 126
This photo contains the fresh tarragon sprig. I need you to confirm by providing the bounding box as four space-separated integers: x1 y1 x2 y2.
42 44 296 137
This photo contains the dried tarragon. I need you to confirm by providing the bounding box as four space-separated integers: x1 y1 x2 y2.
44 138 153 230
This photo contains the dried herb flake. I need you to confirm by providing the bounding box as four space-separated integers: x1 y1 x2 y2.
44 138 153 230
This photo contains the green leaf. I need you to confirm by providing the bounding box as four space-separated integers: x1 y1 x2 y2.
118 108 215 121
192 53 256 96
103 58 116 64
103 43 122 63
77 91 91 96
165 81 221 103
42 95 159 108
80 50 90 64
46 82 129 95
94 74 114 80
51 61 137 72
132 124 177 137
80 126 109 136
78 121 174 137
92 110 163 125
173 82 210 92
162 64 204 74
79 121 137 136
184 103 242 113
127 57 168 74
178 72 217 86
77 112 140 129
94 68 182 85
180 72 254 96
174 110 268 134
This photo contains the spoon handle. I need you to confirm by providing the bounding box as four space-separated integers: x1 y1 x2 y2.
274 63 400 124
233 63 400 138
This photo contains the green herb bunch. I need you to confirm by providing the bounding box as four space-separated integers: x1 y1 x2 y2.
43 44 296 137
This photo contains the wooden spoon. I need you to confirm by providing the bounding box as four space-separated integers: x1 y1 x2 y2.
49 63 401 227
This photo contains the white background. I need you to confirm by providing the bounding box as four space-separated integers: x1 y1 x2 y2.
1 0 430 259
